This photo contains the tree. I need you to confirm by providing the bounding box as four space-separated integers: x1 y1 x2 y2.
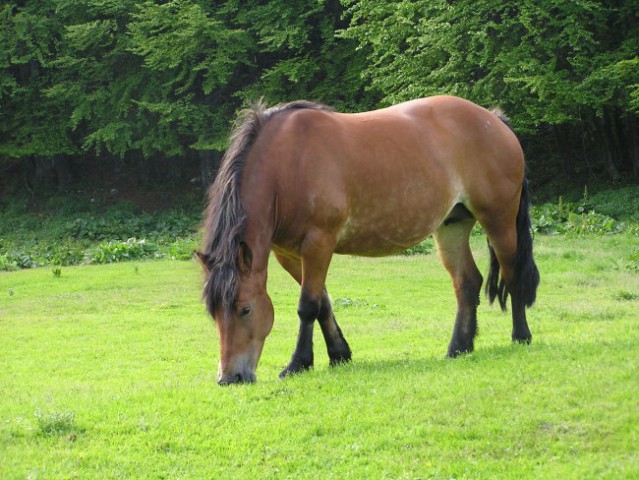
0 1 76 190
341 0 639 180
233 0 378 112
1 0 376 193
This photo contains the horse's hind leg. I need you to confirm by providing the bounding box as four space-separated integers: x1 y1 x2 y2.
484 229 533 344
433 215 483 357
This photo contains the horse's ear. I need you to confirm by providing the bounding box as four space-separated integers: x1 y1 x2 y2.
238 242 253 275
196 251 211 273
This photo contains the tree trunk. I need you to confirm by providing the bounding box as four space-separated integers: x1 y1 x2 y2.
54 155 72 193
199 150 221 189
624 115 639 178
33 156 56 192
595 117 621 182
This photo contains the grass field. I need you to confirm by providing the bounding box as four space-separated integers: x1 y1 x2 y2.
1 235 638 479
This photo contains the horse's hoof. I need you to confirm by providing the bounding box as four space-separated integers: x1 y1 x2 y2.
329 353 352 367
512 335 532 345
279 361 312 379
328 344 352 367
447 342 473 358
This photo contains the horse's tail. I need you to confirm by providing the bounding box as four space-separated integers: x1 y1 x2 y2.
486 178 540 310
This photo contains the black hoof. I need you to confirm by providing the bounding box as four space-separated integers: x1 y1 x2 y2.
329 353 352 367
447 342 474 358
512 335 532 345
328 345 352 367
279 360 313 379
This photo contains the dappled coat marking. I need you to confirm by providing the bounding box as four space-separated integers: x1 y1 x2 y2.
198 96 540 385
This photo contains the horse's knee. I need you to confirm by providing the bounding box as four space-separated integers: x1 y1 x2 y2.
462 271 483 301
298 295 321 323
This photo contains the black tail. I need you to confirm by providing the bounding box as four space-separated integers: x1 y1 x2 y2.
486 179 540 311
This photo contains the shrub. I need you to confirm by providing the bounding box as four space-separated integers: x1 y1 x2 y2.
401 239 434 256
64 209 199 242
589 186 639 223
531 197 624 236
88 238 159 264
0 254 19 271
164 238 197 261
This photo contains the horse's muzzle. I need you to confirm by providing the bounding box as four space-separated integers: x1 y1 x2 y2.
217 370 256 386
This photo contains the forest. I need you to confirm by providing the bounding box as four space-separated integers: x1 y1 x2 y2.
1 0 638 196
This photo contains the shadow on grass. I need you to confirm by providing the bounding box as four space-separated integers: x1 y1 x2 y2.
317 341 547 377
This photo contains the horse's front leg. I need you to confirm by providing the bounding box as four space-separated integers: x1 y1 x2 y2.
278 287 351 378
279 291 321 378
278 232 340 378
317 290 352 366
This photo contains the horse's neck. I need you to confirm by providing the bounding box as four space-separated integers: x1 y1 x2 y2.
242 184 275 278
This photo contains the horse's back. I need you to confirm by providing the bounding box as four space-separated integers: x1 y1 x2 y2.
260 96 525 256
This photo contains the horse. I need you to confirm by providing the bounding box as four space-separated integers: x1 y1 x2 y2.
197 95 540 385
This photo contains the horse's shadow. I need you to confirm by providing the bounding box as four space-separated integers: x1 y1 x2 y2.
325 342 539 376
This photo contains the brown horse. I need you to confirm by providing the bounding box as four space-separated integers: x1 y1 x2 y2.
198 96 540 385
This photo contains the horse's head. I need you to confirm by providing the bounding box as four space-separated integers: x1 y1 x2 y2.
197 243 274 385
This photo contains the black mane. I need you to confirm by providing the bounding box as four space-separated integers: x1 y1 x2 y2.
201 100 331 316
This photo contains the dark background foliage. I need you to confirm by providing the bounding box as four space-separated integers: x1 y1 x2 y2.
1 0 638 199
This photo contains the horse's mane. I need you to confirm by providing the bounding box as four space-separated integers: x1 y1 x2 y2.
201 100 332 316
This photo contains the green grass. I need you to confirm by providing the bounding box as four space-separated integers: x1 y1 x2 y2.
1 235 638 479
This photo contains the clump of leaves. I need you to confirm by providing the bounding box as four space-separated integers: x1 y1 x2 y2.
88 238 159 264
531 195 624 236
0 254 19 271
64 209 199 242
615 290 638 301
401 239 434 256
626 249 639 273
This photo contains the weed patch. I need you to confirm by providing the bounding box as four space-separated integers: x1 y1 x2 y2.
0 205 200 271
626 249 639 272
531 200 625 236
615 290 639 301
34 409 76 437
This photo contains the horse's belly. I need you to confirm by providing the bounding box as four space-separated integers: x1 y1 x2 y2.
334 212 440 257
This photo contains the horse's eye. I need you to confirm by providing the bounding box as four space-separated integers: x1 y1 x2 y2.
240 306 252 318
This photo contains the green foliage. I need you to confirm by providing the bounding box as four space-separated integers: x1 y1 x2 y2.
627 249 639 272
341 0 639 131
1 0 377 166
164 237 198 261
33 409 76 437
0 2 75 158
531 186 639 236
401 238 434 256
88 238 158 264
0 201 201 271
64 208 199 242
0 242 85 270
235 0 377 112
1 0 638 187
531 199 624 236
588 186 639 223
0 255 18 272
